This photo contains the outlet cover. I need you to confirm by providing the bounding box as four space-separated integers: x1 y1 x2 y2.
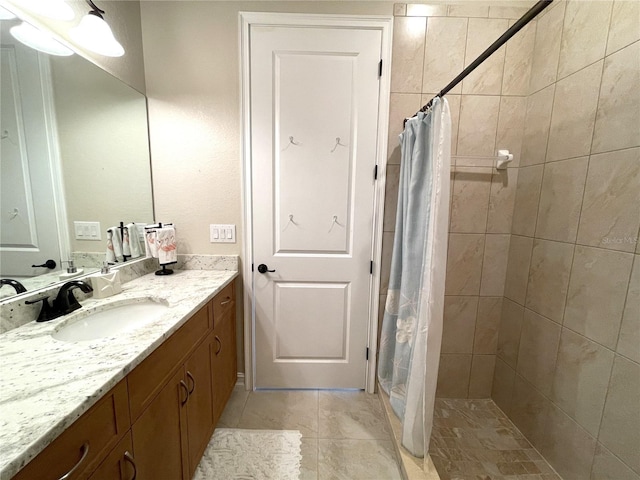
74 221 101 241
210 224 236 243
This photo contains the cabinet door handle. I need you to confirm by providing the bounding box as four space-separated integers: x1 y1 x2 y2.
220 297 232 306
186 371 195 394
58 442 89 480
215 335 222 355
179 380 189 405
124 451 137 480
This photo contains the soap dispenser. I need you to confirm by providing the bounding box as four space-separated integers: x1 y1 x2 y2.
90 262 122 299
59 260 84 280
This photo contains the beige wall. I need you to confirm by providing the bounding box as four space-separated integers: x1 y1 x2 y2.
491 1 640 479
382 3 534 399
2 0 146 93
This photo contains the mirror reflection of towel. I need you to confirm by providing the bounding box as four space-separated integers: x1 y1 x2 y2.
156 226 177 265
126 223 143 258
144 228 158 258
106 230 116 263
107 226 124 262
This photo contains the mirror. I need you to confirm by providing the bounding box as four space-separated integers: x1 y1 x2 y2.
0 15 154 300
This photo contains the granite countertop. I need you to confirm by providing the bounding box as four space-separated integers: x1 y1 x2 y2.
0 269 238 480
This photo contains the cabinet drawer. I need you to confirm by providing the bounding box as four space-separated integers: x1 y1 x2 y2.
212 282 234 329
127 303 211 421
13 380 130 480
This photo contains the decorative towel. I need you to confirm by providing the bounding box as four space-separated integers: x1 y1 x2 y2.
156 226 177 265
106 230 116 263
107 226 124 262
144 226 159 259
122 227 132 257
126 223 143 258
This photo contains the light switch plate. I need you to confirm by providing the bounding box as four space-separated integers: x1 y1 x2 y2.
210 224 236 243
74 221 101 241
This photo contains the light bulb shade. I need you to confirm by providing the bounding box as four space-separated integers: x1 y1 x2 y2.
10 22 74 56
13 0 75 21
69 13 124 57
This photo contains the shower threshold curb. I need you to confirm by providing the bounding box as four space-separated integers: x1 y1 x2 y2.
378 385 441 480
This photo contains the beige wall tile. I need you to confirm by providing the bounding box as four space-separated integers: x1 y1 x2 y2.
529 1 565 93
457 95 501 156
436 354 472 398
591 443 640 480
577 148 640 252
511 374 550 449
551 328 615 437
592 42 640 154
525 239 574 323
487 167 518 234
516 309 561 396
468 355 496 398
558 0 612 78
504 235 534 305
541 403 598 480
391 16 426 93
492 357 516 414
383 164 400 233
546 61 603 162
564 246 634 348
617 255 640 363
462 18 509 95
445 234 485 295
422 17 467 94
607 0 640 55
387 93 422 163
488 6 530 20
380 231 395 293
536 157 589 243
502 21 536 96
511 165 543 237
496 96 527 168
447 4 489 18
521 85 555 166
598 355 640 474
497 298 524 368
449 167 492 233
480 234 510 297
474 296 502 354
406 4 447 17
442 296 479 354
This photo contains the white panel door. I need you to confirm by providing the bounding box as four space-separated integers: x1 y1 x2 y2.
0 44 62 276
250 24 382 388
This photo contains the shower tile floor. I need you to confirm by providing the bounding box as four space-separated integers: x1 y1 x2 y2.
430 399 562 480
218 386 402 479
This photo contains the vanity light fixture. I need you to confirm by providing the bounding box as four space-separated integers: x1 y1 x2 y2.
12 0 75 21
0 5 16 20
69 0 124 57
10 21 74 56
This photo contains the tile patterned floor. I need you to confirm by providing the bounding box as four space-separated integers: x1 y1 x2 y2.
429 399 562 480
218 386 403 480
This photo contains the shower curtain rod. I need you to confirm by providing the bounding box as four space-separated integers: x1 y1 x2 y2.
405 0 554 125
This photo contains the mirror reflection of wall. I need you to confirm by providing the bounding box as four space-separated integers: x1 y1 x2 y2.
0 15 154 299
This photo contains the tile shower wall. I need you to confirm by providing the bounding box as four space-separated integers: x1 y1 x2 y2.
491 1 640 479
382 3 534 398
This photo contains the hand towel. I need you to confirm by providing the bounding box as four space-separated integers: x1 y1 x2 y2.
107 226 124 262
122 227 132 257
156 226 177 265
126 223 143 258
106 230 116 263
144 227 158 258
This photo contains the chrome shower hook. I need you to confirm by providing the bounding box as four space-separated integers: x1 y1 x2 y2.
282 136 302 151
330 137 347 153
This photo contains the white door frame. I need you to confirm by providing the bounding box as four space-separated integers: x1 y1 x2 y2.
239 12 392 393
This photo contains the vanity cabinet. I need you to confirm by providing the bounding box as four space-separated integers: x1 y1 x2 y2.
87 432 135 480
211 281 237 424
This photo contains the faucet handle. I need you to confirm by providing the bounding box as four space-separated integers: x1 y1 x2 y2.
25 296 62 322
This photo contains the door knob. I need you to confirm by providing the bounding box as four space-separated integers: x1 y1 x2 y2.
32 259 57 269
257 264 275 274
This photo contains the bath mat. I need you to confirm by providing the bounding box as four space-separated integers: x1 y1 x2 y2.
193 428 302 480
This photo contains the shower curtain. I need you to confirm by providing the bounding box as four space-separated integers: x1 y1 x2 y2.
378 97 451 458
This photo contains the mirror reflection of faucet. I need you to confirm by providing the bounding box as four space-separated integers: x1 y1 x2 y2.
59 260 85 281
25 280 94 322
0 278 27 294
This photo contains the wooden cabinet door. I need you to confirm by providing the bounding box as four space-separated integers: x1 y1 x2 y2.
185 335 215 478
131 368 189 480
88 432 135 480
212 310 237 424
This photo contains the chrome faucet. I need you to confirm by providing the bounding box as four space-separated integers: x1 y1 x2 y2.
25 280 93 322
0 279 27 294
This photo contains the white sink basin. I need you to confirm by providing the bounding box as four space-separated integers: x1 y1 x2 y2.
52 299 169 342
